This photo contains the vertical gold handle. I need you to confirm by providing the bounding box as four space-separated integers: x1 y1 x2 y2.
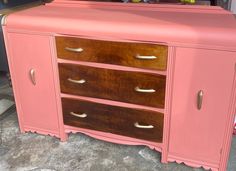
29 69 36 85
197 90 203 110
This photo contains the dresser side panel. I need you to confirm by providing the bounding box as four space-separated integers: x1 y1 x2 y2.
168 47 236 167
5 32 60 135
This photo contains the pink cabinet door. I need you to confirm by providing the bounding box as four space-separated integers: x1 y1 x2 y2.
169 48 236 166
7 33 59 135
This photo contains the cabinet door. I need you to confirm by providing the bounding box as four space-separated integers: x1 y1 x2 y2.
7 33 59 135
169 48 236 165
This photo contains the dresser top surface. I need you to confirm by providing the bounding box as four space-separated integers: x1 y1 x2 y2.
4 1 236 50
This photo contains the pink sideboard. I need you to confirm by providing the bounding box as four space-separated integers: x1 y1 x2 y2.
2 1 236 171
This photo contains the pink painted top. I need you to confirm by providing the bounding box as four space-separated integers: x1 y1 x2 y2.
4 1 236 50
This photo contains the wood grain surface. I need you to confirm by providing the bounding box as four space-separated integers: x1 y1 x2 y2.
59 63 166 108
56 36 168 71
62 98 164 142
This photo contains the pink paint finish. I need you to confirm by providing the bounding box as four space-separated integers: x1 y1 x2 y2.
5 33 60 137
4 2 236 51
161 46 176 164
169 48 236 168
50 36 69 141
58 58 167 76
3 2 236 171
64 125 162 152
168 155 219 171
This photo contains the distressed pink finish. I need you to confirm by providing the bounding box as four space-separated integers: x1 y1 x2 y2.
4 33 60 137
3 2 236 171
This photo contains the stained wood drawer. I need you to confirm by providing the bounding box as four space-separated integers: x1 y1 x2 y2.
62 98 164 142
59 63 166 108
56 37 168 71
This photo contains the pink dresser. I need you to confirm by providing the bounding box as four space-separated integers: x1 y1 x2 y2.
3 1 236 170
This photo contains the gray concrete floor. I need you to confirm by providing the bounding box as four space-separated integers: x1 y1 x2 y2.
0 73 235 171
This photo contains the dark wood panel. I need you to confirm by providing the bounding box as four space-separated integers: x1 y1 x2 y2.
59 63 166 108
62 98 164 142
56 37 168 71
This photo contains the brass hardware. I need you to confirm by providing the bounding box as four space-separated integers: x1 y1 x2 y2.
135 55 157 60
67 78 86 84
29 69 36 85
134 122 154 129
70 112 87 118
135 87 156 93
197 90 204 110
65 47 83 53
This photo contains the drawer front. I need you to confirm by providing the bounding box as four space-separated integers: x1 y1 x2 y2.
56 37 168 71
59 63 166 108
62 98 164 142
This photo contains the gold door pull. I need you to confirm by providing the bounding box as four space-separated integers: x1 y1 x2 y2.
197 90 204 110
29 69 36 85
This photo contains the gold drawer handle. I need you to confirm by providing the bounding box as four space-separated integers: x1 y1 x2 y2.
65 47 84 53
135 55 157 60
135 87 156 93
68 78 86 84
70 112 87 118
134 122 154 129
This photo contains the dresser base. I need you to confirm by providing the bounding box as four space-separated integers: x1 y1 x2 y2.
64 125 162 153
20 125 223 171
22 126 60 139
168 155 219 171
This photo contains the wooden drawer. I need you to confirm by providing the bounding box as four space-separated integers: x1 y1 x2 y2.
62 98 164 142
59 63 166 108
56 37 168 71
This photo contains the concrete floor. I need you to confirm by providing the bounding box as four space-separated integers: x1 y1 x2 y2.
0 73 235 171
